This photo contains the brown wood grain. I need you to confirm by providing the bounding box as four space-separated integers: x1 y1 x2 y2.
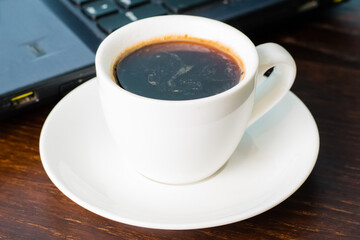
1 1 359 239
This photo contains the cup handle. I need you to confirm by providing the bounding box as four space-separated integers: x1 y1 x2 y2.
247 43 297 127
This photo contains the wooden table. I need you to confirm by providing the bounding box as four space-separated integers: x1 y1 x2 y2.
1 1 359 239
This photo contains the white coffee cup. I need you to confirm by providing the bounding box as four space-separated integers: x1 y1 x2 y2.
96 15 296 184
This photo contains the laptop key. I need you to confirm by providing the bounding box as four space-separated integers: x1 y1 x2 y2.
82 1 118 20
98 13 132 34
70 0 93 5
115 0 150 9
129 3 168 19
162 0 215 13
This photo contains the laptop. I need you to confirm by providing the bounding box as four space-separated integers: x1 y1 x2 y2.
0 0 347 118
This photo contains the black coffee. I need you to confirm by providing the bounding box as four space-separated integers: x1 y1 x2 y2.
115 40 244 100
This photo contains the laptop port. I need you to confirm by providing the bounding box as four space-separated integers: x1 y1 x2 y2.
10 91 39 108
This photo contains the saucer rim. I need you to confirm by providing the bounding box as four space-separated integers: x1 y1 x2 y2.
39 78 319 230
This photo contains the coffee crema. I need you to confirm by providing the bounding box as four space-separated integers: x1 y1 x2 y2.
114 36 244 100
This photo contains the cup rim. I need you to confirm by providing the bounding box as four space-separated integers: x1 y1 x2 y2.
95 15 259 105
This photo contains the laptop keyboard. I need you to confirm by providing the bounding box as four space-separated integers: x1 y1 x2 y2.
65 0 305 39
69 0 217 34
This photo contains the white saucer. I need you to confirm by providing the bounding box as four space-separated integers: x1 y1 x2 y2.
40 79 319 230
